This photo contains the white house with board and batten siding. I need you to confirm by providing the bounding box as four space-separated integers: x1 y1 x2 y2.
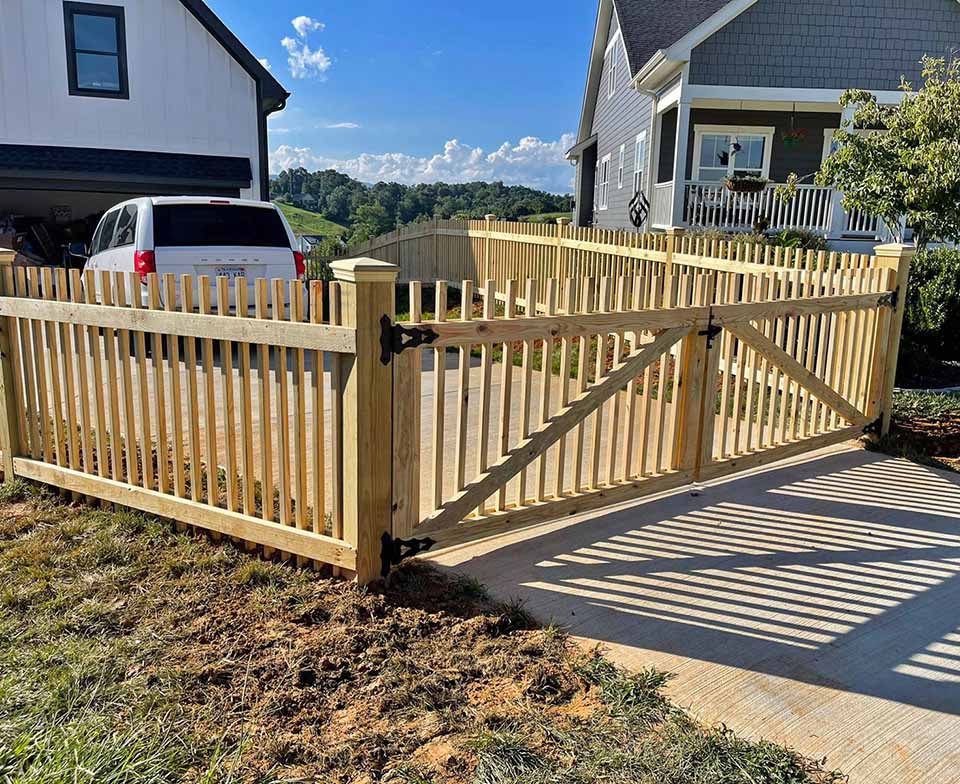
0 0 288 226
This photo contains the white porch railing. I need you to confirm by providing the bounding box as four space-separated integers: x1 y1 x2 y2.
651 181 675 228
683 181 836 234
845 205 882 237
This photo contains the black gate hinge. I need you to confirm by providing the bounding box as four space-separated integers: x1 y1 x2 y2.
698 321 723 349
878 288 900 310
380 532 437 578
380 315 440 365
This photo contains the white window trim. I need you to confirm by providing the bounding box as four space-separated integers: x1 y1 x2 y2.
634 130 647 194
691 124 775 181
598 154 611 210
617 144 625 189
607 43 618 98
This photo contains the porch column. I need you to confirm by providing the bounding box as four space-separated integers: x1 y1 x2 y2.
827 103 857 240
669 97 692 227
643 94 660 232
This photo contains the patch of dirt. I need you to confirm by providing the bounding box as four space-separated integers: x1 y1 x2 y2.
890 415 960 470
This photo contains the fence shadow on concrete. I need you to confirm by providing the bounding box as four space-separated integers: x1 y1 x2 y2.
435 449 960 717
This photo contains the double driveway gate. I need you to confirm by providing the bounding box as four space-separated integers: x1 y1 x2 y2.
390 255 907 552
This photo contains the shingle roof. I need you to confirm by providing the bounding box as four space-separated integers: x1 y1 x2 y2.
0 145 252 188
614 0 733 74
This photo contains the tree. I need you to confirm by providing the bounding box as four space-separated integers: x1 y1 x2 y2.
816 57 960 248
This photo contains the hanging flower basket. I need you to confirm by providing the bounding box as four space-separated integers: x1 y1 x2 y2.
782 128 807 149
724 176 767 194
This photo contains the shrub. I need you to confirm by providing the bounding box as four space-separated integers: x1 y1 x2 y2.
903 248 960 362
772 228 829 252
685 227 826 252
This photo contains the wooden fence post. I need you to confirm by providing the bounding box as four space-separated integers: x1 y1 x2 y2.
0 263 21 481
872 243 914 436
555 217 570 281
664 226 684 307
484 214 496 284
330 257 399 584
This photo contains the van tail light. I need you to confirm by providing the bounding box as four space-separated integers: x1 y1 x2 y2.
293 250 306 278
134 250 156 282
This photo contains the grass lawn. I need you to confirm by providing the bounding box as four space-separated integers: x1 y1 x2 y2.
0 484 844 783
277 203 347 237
873 390 960 472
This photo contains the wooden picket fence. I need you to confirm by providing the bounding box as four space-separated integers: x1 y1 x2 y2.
0 266 368 574
0 227 913 583
327 217 881 296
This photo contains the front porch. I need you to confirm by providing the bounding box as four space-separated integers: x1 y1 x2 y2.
650 179 883 240
646 92 887 243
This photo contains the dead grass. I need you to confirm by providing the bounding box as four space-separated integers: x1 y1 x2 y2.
0 484 845 783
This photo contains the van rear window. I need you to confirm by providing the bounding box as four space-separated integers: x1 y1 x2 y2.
153 205 289 248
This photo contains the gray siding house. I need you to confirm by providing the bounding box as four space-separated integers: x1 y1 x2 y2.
568 0 960 243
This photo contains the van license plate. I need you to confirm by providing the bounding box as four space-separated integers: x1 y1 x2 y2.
215 267 246 279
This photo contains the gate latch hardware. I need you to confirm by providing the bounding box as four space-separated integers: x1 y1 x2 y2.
698 321 723 349
878 288 900 310
380 532 437 578
380 315 440 365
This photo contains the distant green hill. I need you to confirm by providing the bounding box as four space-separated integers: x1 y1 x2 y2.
520 211 573 223
277 203 346 237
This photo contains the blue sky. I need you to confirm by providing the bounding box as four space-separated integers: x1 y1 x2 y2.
205 0 594 193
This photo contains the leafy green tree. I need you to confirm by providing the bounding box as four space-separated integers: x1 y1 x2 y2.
816 57 960 248
352 203 393 237
269 169 572 230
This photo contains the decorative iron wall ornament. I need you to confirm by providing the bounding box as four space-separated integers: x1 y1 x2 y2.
629 189 650 229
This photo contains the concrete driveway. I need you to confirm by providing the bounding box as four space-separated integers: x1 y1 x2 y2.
429 447 960 784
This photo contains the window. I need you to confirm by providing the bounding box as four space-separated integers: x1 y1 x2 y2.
113 205 137 247
153 205 290 248
617 144 625 189
598 155 611 210
822 127 878 163
64 2 129 99
692 126 774 182
594 163 600 212
633 131 647 194
95 209 120 254
607 44 618 98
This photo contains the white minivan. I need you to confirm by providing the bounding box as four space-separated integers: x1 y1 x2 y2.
84 196 305 307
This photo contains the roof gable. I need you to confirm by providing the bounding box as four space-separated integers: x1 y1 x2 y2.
178 0 288 112
614 0 732 76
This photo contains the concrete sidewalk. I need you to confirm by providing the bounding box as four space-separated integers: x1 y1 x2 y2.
429 447 960 784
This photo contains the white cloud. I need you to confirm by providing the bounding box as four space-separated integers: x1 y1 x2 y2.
282 16 330 79
291 15 325 37
325 122 361 129
258 57 272 71
269 134 577 193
